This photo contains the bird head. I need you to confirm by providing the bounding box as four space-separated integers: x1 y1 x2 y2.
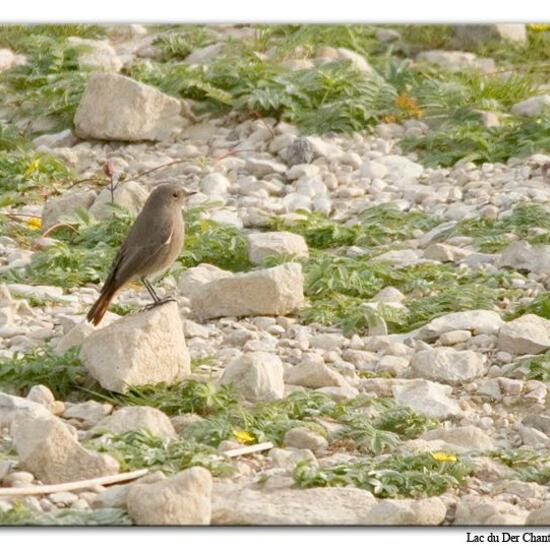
152 182 197 206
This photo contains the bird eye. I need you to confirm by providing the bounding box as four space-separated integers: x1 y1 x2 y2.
172 192 179 198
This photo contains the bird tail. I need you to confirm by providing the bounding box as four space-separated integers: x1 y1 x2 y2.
87 286 117 326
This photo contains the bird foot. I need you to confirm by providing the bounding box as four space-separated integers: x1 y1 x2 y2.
142 296 177 311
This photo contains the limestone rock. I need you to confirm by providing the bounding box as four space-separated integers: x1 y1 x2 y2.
92 406 176 437
285 354 347 388
377 155 424 181
454 496 528 525
80 302 190 393
178 263 233 300
361 497 446 525
527 504 550 525
498 240 550 273
422 426 495 451
410 348 486 384
247 232 309 265
212 485 376 525
63 401 113 428
11 413 119 483
423 243 469 262
0 392 51 429
283 427 328 454
417 50 495 73
451 24 527 47
393 380 462 418
74 72 184 142
336 48 374 74
89 181 149 221
219 351 284 402
68 37 123 72
127 467 212 525
55 321 94 355
511 95 550 118
41 189 97 230
191 263 305 320
418 310 503 341
498 314 550 355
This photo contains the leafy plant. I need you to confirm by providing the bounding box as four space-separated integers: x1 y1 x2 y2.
491 448 550 484
294 452 473 498
88 429 234 476
153 26 216 61
97 379 237 416
0 346 89 399
0 503 130 526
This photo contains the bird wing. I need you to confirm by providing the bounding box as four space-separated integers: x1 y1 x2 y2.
102 213 176 290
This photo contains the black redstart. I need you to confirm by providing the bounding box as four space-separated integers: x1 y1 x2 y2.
87 182 193 326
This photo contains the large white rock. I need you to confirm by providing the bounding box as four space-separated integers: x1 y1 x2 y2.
68 37 123 72
418 310 503 341
178 263 233 299
212 485 376 525
498 240 550 273
0 392 50 429
409 348 486 384
393 380 462 418
80 302 190 393
421 426 495 452
11 412 119 483
191 263 305 320
336 48 374 74
498 314 550 355
92 406 176 437
127 467 212 525
360 497 446 525
452 24 527 46
247 232 309 265
527 504 550 525
41 189 97 230
219 352 284 402
377 155 424 181
89 180 149 220
285 354 347 388
212 485 445 525
74 72 184 142
511 95 550 117
454 496 528 525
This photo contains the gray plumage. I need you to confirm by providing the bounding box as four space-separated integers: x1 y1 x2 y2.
87 182 189 325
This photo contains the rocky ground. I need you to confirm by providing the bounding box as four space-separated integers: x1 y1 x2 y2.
0 23 550 526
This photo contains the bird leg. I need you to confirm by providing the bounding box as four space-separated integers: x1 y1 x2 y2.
140 277 177 310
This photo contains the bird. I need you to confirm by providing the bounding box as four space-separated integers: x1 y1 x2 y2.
87 182 193 326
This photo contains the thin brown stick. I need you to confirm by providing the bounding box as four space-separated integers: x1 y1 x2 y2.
0 468 149 497
40 222 79 239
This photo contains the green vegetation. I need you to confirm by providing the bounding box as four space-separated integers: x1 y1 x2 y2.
88 429 234 476
271 204 440 249
491 448 550 484
293 452 473 498
0 502 129 526
96 379 237 416
518 353 550 382
0 346 88 399
450 203 550 253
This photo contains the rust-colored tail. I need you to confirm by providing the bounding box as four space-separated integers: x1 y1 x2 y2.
87 287 116 326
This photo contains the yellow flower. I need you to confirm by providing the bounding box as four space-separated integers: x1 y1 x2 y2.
431 452 457 462
232 429 255 445
394 93 423 118
24 158 41 177
25 217 41 230
528 24 550 32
